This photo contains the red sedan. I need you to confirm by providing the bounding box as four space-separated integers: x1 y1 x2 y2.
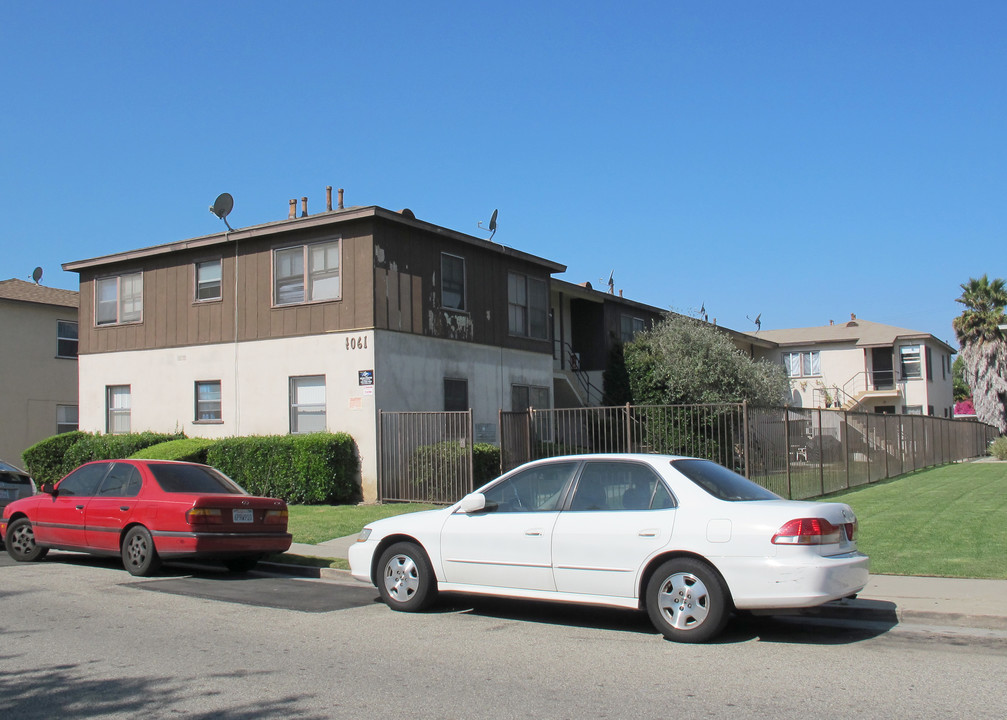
0 459 292 575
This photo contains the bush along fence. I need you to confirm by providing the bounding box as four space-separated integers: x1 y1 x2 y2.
378 404 998 503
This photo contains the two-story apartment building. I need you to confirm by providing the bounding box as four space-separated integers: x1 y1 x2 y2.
0 279 79 467
63 201 566 501
753 315 956 417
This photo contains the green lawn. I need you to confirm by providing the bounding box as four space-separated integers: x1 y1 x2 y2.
829 461 1007 578
280 462 1007 579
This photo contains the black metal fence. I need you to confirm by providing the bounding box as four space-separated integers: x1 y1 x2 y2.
378 404 997 503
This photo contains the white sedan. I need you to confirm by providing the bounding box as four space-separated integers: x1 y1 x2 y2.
349 454 869 642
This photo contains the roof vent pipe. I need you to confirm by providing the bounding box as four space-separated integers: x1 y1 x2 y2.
301 197 308 218
288 199 297 219
326 186 333 211
338 188 344 210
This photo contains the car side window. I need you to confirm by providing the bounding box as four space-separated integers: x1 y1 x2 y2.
482 462 578 513
570 461 672 511
57 463 111 497
96 463 142 498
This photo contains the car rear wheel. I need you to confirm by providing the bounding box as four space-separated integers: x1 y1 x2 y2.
377 542 437 612
121 526 161 576
5 517 48 562
646 557 729 643
224 555 262 573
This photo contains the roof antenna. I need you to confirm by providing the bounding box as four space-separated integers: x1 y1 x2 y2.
478 209 498 240
747 312 762 331
31 267 43 285
209 193 235 232
599 270 615 294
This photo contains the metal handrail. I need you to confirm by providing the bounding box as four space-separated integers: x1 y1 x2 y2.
554 339 603 405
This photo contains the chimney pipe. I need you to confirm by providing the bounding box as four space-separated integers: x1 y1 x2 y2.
850 312 856 320
288 199 296 219
326 186 332 212
301 197 308 218
337 188 344 210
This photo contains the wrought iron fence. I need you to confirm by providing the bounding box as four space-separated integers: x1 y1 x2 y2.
377 410 473 503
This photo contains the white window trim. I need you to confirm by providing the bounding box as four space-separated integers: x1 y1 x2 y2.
95 272 143 326
194 258 223 303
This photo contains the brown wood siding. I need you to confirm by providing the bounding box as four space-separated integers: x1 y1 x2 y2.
77 220 376 354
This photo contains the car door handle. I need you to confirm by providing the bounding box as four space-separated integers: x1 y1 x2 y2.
76 505 85 510
119 506 130 512
638 529 659 537
525 529 544 536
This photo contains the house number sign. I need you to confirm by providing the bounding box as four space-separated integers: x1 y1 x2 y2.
345 336 368 350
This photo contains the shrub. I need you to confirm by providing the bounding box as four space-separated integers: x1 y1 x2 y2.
206 433 359 505
130 438 216 463
22 431 180 484
989 436 1007 460
409 441 468 503
22 431 88 485
473 443 501 486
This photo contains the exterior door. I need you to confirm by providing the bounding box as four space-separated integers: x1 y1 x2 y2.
84 462 143 551
872 348 894 390
33 462 110 548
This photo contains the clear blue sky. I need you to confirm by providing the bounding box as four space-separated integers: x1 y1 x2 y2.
3 1 1003 347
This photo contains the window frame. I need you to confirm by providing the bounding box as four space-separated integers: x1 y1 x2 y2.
194 380 222 423
620 315 645 344
783 351 821 378
56 404 78 434
900 345 922 380
507 272 548 340
95 272 143 326
194 258 223 302
273 239 341 307
106 385 131 434
289 375 326 434
512 384 550 412
440 253 466 311
56 320 78 358
444 377 469 412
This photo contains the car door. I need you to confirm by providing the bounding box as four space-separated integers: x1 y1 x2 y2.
32 462 111 548
552 460 676 598
84 462 143 551
439 461 578 592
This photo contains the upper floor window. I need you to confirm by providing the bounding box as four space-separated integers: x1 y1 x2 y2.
195 380 222 422
620 315 645 343
508 272 548 339
783 351 820 378
96 272 142 326
441 253 466 311
925 346 933 381
57 320 78 358
195 259 222 302
900 346 922 379
57 404 78 434
274 240 340 306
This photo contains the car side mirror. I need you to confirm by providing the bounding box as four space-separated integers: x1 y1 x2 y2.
459 492 487 514
40 482 56 495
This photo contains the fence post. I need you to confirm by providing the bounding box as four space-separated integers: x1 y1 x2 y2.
742 400 751 479
843 410 850 491
784 407 792 499
625 402 632 453
817 408 824 496
497 408 504 475
883 414 890 480
467 409 475 493
376 409 384 502
526 407 534 462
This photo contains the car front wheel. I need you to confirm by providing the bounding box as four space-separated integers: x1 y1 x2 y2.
121 526 161 576
377 541 438 612
646 558 729 643
5 517 49 562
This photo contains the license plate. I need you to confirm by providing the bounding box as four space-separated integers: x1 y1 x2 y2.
232 509 254 523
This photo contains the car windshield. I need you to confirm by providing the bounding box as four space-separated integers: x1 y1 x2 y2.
671 459 781 501
149 464 247 494
0 471 31 486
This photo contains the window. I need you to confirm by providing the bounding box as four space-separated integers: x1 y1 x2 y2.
570 461 675 511
195 381 222 421
671 459 780 501
508 272 548 339
481 461 578 513
195 259 222 301
444 378 468 411
96 272 143 325
274 240 340 305
620 315 645 343
928 405 935 416
925 346 933 381
56 405 78 434
57 320 78 358
106 385 131 434
441 253 466 311
783 351 820 378
512 384 550 411
56 462 111 497
96 463 142 498
903 405 923 415
149 463 245 494
900 346 922 379
290 375 325 433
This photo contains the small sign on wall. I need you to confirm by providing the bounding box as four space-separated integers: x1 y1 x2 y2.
359 370 374 387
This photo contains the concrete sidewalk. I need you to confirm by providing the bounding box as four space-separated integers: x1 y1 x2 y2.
276 537 1007 631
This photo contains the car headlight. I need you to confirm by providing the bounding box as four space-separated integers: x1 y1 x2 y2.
356 528 372 542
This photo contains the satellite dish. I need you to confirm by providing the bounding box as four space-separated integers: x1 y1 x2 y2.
209 193 235 231
31 267 43 285
478 209 499 240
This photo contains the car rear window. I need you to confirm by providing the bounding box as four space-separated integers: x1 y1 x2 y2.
148 464 246 494
0 471 32 486
671 459 781 501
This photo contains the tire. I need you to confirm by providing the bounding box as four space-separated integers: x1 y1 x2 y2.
224 555 262 573
645 557 730 643
121 526 161 577
376 541 438 612
5 517 49 562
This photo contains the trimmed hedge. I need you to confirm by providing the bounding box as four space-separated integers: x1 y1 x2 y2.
408 441 501 502
473 443 501 486
22 431 180 485
130 438 217 463
205 433 359 505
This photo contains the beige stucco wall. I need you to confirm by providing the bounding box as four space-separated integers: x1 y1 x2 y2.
0 300 78 468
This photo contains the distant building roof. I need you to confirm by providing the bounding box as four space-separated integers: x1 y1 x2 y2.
0 278 78 309
756 317 955 354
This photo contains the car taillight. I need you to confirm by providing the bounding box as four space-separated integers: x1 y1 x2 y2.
772 518 842 545
844 520 856 541
186 508 223 525
264 509 288 524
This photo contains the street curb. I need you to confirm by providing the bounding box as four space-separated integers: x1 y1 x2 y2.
260 561 351 580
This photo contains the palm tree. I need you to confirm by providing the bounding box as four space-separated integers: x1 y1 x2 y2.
952 275 1007 432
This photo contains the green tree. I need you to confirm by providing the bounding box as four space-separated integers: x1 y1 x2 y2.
952 275 1007 432
601 340 632 406
951 355 970 403
625 315 789 406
